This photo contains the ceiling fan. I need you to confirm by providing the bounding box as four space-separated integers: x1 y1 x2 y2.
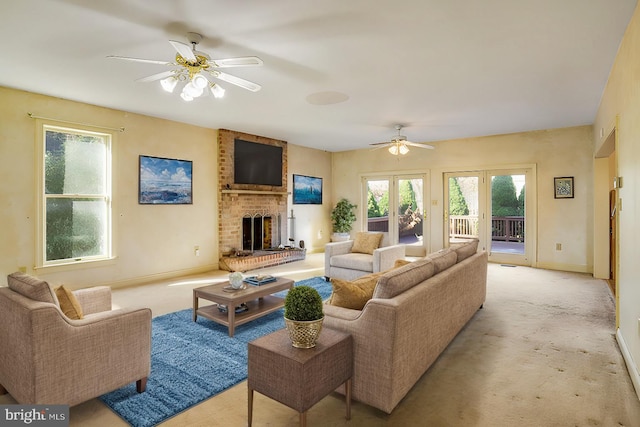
370 125 435 155
107 32 263 101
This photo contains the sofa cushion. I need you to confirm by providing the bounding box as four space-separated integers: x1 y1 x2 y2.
450 239 479 263
373 258 435 299
351 232 383 255
426 248 457 273
7 272 59 305
330 252 373 272
54 285 84 320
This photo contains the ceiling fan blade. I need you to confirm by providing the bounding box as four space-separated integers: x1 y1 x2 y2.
369 142 391 146
107 55 172 65
211 56 264 68
169 40 197 62
404 141 435 149
135 70 179 83
210 70 262 92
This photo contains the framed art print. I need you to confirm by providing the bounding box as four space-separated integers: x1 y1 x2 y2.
139 155 193 204
554 176 574 199
292 174 323 204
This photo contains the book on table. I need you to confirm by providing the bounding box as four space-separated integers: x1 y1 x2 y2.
243 275 277 286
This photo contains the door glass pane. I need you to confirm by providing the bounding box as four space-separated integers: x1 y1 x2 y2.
366 179 389 233
490 174 525 254
398 178 424 247
448 176 479 244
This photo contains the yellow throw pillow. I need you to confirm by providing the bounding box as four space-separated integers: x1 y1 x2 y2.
351 232 383 255
54 285 84 320
330 272 382 310
393 259 411 269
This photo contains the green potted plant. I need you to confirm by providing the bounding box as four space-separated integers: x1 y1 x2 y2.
283 285 324 348
330 198 357 242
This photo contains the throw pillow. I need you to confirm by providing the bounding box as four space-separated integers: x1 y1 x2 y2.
351 232 383 255
329 260 410 310
329 272 382 310
54 285 84 320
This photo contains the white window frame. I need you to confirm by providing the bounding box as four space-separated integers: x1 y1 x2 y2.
35 120 116 271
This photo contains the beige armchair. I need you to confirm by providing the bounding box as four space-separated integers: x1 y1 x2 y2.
325 231 406 281
0 272 151 406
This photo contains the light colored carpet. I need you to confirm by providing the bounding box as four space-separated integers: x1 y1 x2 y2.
2 255 639 426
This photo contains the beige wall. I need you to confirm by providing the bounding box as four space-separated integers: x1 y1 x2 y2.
287 144 333 253
330 126 594 271
0 87 219 289
594 3 640 397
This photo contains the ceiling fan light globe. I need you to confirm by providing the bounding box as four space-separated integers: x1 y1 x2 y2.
180 91 194 101
399 144 410 155
183 82 203 98
210 83 225 99
192 73 208 89
388 145 399 155
160 76 178 93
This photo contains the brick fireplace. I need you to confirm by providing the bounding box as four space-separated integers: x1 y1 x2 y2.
217 129 305 272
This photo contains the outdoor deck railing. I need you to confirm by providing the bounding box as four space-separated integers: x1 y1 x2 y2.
449 215 524 242
369 215 525 242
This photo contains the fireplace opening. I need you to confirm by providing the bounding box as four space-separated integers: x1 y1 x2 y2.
242 215 272 251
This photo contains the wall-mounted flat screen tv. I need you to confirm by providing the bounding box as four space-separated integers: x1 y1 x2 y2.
234 139 283 186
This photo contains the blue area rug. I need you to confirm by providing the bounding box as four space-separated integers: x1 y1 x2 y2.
100 277 331 427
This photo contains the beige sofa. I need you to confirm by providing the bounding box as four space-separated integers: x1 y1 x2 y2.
325 231 406 281
323 240 487 413
0 272 151 406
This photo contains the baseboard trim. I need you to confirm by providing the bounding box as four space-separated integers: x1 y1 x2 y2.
616 328 640 401
534 262 591 274
104 265 219 290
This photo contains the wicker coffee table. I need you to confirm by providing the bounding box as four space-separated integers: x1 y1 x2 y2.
193 277 294 337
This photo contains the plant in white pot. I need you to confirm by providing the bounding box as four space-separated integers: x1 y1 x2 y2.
283 285 324 348
330 198 357 242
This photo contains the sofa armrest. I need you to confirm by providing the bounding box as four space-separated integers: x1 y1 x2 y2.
323 302 363 321
373 244 406 272
73 286 112 315
324 240 355 276
31 305 152 405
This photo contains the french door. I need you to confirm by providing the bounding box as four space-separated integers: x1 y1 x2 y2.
444 168 535 266
363 173 428 256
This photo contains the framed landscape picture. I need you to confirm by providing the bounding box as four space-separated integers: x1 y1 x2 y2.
139 155 193 204
293 174 322 205
554 176 574 199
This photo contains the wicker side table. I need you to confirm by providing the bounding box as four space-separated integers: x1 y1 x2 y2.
248 328 353 427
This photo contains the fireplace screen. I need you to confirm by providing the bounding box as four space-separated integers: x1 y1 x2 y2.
242 215 272 251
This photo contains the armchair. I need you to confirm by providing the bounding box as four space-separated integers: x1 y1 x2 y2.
0 272 151 406
325 232 406 281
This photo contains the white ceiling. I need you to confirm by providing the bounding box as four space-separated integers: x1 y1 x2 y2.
0 0 636 152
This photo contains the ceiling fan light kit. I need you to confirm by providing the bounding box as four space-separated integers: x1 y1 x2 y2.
108 32 261 102
371 124 435 156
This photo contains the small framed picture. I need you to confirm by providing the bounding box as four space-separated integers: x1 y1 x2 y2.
554 177 574 199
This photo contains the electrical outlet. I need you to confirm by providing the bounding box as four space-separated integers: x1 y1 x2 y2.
555 243 562 251
194 246 200 256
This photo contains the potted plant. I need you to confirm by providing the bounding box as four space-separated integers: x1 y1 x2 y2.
330 198 357 242
283 285 324 348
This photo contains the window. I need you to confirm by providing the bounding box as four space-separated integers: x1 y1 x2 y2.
37 124 112 267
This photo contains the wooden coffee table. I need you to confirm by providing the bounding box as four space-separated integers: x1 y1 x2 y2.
193 277 294 337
